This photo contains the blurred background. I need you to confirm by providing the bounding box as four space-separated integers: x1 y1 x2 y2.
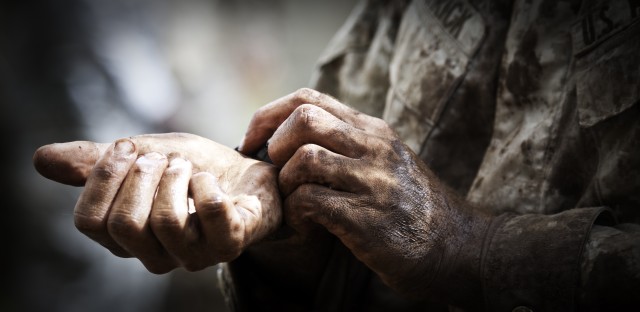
0 0 356 311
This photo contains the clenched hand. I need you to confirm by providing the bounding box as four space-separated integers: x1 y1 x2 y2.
240 88 491 307
33 133 281 273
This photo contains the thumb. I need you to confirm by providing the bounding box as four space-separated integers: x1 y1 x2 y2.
33 141 110 186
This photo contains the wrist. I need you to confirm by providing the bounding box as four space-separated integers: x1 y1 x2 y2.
226 153 283 247
388 184 492 309
438 205 492 310
419 196 493 310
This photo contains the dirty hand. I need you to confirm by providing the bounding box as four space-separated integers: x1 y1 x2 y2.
240 88 490 306
33 133 280 273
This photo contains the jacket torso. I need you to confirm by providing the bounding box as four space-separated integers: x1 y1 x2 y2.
309 0 640 310
312 0 640 222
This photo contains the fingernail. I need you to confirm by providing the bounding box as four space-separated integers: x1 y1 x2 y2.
114 139 135 156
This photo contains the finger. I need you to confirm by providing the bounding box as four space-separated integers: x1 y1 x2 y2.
279 144 365 196
284 183 363 240
149 157 202 268
108 152 177 274
33 133 242 186
240 88 380 154
33 141 110 186
190 172 245 263
284 183 380 266
73 139 137 257
268 104 370 167
226 160 282 243
130 133 244 172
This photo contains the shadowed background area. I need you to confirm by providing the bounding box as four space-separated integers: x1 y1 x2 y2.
0 0 356 311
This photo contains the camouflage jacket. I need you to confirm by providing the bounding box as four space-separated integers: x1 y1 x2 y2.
225 0 640 311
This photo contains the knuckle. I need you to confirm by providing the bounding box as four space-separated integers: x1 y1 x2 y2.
132 159 161 176
149 211 180 233
92 163 125 181
74 213 105 236
199 197 225 210
197 197 226 216
107 212 144 238
298 144 328 169
292 104 319 130
162 166 186 178
298 144 318 163
294 87 320 103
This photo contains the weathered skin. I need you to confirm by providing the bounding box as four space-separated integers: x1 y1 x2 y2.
33 90 491 308
239 88 492 308
33 133 281 273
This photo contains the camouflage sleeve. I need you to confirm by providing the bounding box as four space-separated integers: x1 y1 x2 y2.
480 207 610 311
578 223 640 310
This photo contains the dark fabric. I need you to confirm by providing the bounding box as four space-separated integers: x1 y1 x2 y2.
224 251 314 312
313 241 372 311
578 224 640 311
481 208 609 311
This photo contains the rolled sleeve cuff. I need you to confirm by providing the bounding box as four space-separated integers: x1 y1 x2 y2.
481 207 611 311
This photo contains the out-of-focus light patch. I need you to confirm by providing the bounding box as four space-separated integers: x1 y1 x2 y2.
66 59 147 142
163 2 291 147
99 29 179 124
163 1 249 147
165 1 220 95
